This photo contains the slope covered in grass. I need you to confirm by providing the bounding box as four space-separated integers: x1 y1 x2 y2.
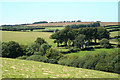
2 58 118 78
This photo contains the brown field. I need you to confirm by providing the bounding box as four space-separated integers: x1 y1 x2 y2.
26 22 118 26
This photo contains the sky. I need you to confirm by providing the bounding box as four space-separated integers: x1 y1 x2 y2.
0 0 119 25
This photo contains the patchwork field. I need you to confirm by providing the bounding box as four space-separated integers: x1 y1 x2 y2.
1 58 118 78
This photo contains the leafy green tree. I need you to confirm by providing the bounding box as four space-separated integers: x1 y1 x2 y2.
35 37 47 45
100 38 110 48
2 41 24 58
34 43 51 56
26 42 40 55
74 34 86 49
45 48 63 60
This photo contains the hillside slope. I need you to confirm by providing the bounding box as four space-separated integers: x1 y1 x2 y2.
1 58 118 78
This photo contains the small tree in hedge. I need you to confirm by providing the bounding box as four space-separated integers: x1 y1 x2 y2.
34 43 51 56
100 38 110 48
35 37 47 45
2 41 24 58
26 42 40 55
45 48 63 60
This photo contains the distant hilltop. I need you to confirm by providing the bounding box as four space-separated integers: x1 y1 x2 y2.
26 22 118 27
1 21 118 27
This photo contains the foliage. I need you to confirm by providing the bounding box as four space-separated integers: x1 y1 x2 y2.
45 48 63 60
35 37 47 45
51 27 109 47
26 55 48 62
100 38 110 48
26 42 40 55
17 55 29 60
58 49 119 73
74 34 86 49
34 43 51 56
2 41 24 58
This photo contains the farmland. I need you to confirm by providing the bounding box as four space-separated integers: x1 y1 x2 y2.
2 58 118 78
1 23 120 78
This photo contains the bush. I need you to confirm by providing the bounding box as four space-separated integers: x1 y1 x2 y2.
34 43 51 56
26 55 48 63
26 42 40 55
2 41 24 58
35 37 47 45
45 48 63 60
100 38 110 48
48 59 58 64
17 55 29 60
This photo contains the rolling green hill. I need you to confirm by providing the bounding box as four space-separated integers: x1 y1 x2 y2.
2 58 118 78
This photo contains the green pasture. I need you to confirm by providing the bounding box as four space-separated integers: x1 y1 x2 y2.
110 31 119 37
2 58 118 78
2 31 55 46
66 48 118 56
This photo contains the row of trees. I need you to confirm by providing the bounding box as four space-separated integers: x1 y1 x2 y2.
50 27 109 48
65 22 100 29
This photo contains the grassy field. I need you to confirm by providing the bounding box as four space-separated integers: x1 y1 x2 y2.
66 48 118 56
2 31 55 46
110 31 119 37
33 27 64 32
1 58 118 78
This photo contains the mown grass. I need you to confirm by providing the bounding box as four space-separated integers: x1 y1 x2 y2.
66 48 118 56
2 58 118 78
2 31 55 46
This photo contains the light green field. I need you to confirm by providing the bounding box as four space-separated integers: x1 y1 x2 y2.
2 31 55 46
66 48 118 56
2 58 118 78
33 27 64 32
110 31 119 37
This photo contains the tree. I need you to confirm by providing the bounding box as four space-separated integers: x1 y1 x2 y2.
35 37 47 45
45 48 63 60
74 34 86 49
2 41 24 58
100 38 110 48
34 43 51 56
26 42 40 55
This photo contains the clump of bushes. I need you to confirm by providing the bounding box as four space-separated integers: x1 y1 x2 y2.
100 38 110 48
2 41 25 58
26 55 48 63
17 37 62 64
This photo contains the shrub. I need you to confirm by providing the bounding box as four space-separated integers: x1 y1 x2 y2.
26 42 40 55
48 59 58 64
100 38 110 48
35 37 47 45
26 55 48 62
17 55 29 60
45 48 63 60
2 41 24 58
34 43 51 56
